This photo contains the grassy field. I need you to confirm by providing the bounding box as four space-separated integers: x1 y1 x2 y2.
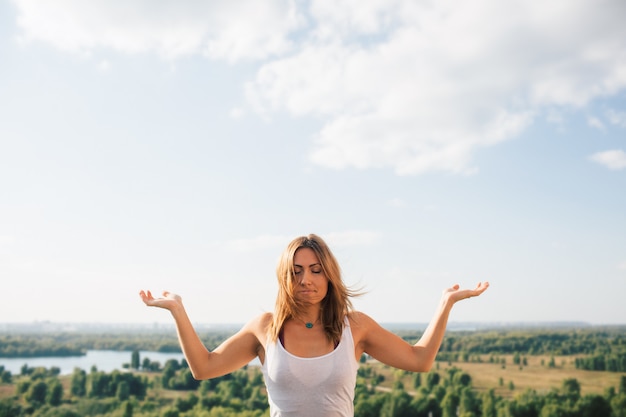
371 354 625 399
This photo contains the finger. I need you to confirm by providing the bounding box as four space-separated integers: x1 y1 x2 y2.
472 282 489 295
139 290 153 305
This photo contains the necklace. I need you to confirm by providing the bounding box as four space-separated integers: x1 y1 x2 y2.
295 317 319 329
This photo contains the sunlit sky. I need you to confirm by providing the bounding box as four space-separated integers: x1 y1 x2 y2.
1 0 625 326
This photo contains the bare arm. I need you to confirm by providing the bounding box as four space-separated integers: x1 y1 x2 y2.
357 282 489 372
139 290 265 380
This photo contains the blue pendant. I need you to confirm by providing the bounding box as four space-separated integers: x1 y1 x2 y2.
305 322 313 329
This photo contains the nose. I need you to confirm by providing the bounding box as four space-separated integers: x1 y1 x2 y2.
299 270 312 285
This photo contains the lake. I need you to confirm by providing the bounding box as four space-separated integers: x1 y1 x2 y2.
0 350 186 375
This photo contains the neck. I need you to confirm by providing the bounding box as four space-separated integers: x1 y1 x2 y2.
293 308 321 328
294 316 320 329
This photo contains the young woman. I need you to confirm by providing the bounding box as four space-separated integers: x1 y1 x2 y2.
140 233 489 416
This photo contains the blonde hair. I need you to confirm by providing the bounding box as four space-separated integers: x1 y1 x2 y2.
269 234 359 345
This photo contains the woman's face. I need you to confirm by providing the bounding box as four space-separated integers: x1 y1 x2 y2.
293 247 328 305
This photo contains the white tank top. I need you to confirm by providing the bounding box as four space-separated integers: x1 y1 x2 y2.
261 318 359 417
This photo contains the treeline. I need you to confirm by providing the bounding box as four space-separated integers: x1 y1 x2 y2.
2 327 625 373
1 358 626 417
440 329 626 373
437 327 625 356
0 331 234 358
575 353 626 373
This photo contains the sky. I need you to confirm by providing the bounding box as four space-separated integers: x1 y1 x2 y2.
1 0 625 327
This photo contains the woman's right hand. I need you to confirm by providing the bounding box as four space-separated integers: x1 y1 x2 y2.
139 290 183 312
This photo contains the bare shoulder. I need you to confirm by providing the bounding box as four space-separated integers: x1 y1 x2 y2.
242 312 272 336
347 311 381 345
348 310 378 328
247 312 273 326
244 312 272 362
218 313 272 358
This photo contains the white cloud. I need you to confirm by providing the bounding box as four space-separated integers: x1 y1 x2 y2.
12 0 302 61
607 109 626 128
247 0 626 175
587 116 605 131
12 0 626 175
589 150 626 170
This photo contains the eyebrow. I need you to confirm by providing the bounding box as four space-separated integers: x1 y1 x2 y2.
294 263 322 268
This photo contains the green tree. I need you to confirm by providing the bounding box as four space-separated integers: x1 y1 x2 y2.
122 401 133 417
458 387 478 417
131 350 140 370
88 371 111 398
561 378 581 404
611 393 626 417
162 365 176 389
453 372 472 388
47 378 64 406
245 386 268 411
481 389 497 417
169 368 200 390
26 380 48 405
116 380 130 401
174 392 198 412
162 408 179 417
16 379 30 395
0 399 22 417
411 394 441 417
576 394 611 417
441 389 460 417
413 372 422 388
70 368 86 397
507 388 542 417
0 370 11 384
426 372 440 390
217 379 244 400
540 403 568 417
354 391 385 417
392 380 405 391
380 390 416 417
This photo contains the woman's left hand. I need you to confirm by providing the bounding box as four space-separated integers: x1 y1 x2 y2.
443 281 489 304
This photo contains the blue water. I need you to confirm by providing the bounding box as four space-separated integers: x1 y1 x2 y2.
0 350 185 375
